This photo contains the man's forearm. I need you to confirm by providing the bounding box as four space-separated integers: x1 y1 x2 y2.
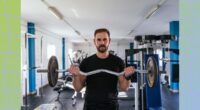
118 76 131 91
72 75 86 92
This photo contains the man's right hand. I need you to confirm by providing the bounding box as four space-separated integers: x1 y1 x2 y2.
69 65 80 76
69 65 86 92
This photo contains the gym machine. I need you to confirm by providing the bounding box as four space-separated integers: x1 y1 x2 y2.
125 34 178 110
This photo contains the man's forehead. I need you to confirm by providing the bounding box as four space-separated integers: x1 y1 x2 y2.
95 32 109 38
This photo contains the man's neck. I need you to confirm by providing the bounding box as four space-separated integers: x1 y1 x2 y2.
96 52 109 59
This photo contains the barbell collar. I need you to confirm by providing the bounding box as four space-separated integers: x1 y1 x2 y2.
56 69 69 73
136 70 148 73
37 69 48 73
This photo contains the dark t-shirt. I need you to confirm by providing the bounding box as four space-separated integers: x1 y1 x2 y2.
79 53 124 103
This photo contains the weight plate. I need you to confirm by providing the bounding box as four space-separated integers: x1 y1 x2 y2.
48 56 59 87
147 56 158 87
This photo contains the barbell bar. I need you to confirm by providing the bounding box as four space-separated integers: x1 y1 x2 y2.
37 56 160 87
37 68 149 76
37 69 68 73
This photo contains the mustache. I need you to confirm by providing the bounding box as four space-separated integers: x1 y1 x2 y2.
99 45 106 48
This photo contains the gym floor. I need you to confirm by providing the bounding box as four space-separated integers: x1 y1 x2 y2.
22 83 179 110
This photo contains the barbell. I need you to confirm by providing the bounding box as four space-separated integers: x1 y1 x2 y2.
37 56 160 88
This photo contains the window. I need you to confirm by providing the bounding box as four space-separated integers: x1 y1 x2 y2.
68 48 73 58
155 49 163 67
47 44 56 59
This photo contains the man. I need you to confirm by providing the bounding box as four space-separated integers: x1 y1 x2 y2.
69 28 135 110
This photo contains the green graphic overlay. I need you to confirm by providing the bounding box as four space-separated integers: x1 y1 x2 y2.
0 0 21 109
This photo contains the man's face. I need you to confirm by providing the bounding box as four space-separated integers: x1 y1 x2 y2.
94 32 110 53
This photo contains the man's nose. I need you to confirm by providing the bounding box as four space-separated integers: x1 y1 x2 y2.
99 40 105 44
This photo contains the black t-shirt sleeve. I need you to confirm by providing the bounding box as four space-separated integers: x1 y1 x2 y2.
118 58 125 72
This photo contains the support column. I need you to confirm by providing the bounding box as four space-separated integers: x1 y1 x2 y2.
27 22 36 94
162 48 165 71
62 38 66 77
130 42 134 65
170 21 179 91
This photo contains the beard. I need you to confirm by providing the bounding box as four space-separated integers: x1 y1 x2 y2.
97 45 108 53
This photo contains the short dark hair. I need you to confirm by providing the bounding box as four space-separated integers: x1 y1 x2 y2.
94 28 110 37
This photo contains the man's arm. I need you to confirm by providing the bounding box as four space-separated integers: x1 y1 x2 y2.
69 65 86 92
118 66 135 91
73 75 86 92
118 76 131 91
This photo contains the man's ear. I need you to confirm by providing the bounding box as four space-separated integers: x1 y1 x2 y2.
109 38 111 44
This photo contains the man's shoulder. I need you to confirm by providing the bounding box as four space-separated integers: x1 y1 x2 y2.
81 54 96 62
109 54 123 61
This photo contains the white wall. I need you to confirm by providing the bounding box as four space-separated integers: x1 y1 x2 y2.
66 40 74 68
21 22 73 96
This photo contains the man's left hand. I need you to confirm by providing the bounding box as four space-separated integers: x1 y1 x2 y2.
124 66 135 77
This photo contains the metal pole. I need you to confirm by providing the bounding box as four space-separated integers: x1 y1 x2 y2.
25 78 28 109
140 51 144 110
135 82 139 110
41 74 43 98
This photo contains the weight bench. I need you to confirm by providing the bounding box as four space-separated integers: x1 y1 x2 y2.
54 75 85 106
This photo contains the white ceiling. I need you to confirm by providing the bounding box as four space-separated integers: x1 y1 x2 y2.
21 0 179 43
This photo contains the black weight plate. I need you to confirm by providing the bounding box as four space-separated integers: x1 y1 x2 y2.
147 56 158 87
48 56 59 87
